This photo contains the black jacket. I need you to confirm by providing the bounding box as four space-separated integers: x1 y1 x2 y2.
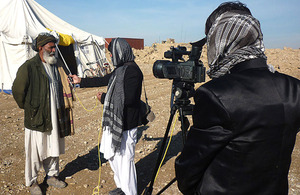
175 58 300 195
80 61 143 130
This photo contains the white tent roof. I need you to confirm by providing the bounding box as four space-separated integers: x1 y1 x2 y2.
0 0 105 45
0 0 106 93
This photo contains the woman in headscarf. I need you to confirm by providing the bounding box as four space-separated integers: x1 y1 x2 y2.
71 38 143 195
175 2 300 195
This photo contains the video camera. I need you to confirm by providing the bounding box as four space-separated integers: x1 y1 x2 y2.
153 37 206 84
152 38 206 102
145 38 208 195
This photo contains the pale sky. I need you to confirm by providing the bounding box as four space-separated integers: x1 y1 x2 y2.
35 0 300 49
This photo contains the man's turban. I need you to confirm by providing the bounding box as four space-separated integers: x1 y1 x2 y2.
32 33 57 51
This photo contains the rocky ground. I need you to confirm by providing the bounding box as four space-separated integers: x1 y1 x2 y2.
0 42 300 195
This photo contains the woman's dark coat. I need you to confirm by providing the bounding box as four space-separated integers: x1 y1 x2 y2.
80 61 143 131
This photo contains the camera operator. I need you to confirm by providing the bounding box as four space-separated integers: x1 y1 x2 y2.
175 2 300 195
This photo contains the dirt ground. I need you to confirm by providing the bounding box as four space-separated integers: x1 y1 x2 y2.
1 43 300 195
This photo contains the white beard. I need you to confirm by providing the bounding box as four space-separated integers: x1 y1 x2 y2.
43 49 57 65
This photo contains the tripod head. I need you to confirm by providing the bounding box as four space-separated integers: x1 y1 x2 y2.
171 80 195 116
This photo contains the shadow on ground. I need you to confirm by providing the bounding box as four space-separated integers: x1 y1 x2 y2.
58 125 184 195
136 126 184 194
59 145 107 180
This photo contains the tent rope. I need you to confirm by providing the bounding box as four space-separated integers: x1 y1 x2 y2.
92 105 104 195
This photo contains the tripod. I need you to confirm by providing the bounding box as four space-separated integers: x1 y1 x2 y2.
144 81 195 195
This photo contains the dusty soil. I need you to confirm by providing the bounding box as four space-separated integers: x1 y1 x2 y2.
1 43 300 195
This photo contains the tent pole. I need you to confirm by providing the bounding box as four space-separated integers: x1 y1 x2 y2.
55 44 72 75
55 44 75 87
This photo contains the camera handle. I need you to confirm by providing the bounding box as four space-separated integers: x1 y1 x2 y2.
144 100 191 195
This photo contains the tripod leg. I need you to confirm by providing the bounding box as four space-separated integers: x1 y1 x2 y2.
144 106 177 195
153 107 189 194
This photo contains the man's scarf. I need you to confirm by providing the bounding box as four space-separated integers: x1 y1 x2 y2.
102 65 127 153
206 12 267 79
42 62 64 109
43 62 74 137
58 65 75 136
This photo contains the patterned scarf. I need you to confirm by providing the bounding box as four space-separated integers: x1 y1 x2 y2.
206 12 267 79
57 65 75 136
103 38 135 152
102 66 127 153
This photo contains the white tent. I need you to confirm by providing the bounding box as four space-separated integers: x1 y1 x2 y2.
0 0 111 94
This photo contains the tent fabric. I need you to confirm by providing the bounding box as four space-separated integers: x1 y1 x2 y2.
0 0 109 94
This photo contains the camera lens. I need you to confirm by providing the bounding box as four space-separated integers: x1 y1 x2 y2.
153 60 169 78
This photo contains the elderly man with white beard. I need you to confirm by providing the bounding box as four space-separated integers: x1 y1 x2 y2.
12 32 74 195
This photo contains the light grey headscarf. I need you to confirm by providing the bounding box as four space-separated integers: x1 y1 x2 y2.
206 12 267 79
108 37 135 67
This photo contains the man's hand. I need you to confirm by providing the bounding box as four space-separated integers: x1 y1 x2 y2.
96 92 103 102
69 74 81 84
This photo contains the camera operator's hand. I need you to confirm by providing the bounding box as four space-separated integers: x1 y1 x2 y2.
96 92 103 102
69 74 81 84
